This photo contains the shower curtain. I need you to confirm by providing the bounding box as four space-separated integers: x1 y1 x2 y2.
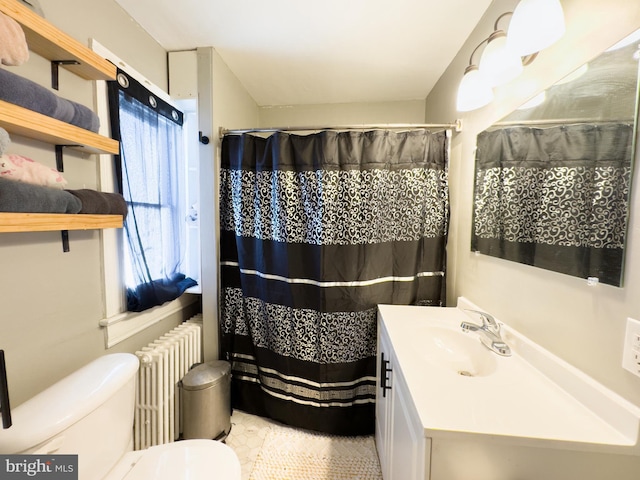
472 123 633 286
220 129 449 435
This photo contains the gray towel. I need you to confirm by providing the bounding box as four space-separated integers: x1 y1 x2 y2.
0 68 100 132
66 189 128 217
0 177 82 213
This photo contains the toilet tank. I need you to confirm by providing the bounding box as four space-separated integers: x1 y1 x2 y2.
0 353 139 480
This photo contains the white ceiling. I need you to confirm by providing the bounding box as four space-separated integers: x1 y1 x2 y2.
113 0 492 106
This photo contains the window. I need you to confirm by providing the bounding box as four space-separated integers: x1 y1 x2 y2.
92 41 200 346
109 69 197 312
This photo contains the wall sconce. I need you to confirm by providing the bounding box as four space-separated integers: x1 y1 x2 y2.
456 0 565 112
456 43 494 112
478 13 523 87
507 0 565 57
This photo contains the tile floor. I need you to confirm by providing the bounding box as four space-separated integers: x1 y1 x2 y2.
226 410 275 478
225 409 382 480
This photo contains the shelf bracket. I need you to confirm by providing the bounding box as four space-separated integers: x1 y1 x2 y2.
55 145 80 172
55 145 65 172
61 230 70 253
51 60 80 90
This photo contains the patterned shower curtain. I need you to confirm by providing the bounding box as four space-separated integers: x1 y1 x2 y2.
472 123 633 286
220 129 449 435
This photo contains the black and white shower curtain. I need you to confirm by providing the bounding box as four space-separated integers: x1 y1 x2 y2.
220 129 449 435
472 123 633 286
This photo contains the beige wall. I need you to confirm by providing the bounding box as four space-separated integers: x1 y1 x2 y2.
42 0 168 90
197 47 259 361
258 100 426 127
425 0 640 406
0 0 190 406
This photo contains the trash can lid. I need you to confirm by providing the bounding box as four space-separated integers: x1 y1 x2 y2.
181 360 231 390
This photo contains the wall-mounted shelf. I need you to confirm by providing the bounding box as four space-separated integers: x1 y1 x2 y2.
0 100 119 154
0 0 116 81
0 213 123 233
0 0 123 248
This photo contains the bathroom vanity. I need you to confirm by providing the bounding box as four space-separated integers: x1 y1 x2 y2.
375 299 640 480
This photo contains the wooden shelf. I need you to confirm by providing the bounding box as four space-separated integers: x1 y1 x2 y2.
0 1 119 155
0 100 119 154
0 1 123 239
0 213 123 233
0 0 116 81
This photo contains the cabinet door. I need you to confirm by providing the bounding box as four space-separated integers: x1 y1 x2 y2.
376 328 394 478
389 371 427 480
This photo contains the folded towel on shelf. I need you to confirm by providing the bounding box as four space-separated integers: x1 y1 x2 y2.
70 100 100 133
0 176 82 213
0 68 100 132
0 11 29 66
0 153 67 189
0 127 9 155
66 189 128 218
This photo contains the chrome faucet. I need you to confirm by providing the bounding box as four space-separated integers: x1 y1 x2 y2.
460 310 511 356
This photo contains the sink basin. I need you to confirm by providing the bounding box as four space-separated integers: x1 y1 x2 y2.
378 298 640 476
414 325 497 377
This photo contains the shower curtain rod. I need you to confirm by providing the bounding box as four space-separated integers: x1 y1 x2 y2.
219 120 462 136
492 117 634 127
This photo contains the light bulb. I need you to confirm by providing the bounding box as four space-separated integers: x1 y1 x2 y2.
507 0 565 57
456 65 494 112
479 31 524 86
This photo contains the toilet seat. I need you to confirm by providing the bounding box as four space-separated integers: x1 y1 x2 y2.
104 440 241 479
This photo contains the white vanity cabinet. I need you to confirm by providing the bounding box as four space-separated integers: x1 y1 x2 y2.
376 313 430 480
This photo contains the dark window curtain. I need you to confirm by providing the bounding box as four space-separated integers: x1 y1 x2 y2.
472 123 633 286
220 129 449 435
108 69 196 312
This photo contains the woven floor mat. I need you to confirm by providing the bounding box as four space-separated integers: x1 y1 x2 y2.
249 427 383 480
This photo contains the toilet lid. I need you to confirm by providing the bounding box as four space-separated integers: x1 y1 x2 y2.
107 439 241 480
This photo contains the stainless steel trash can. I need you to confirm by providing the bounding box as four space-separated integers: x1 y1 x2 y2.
180 360 231 440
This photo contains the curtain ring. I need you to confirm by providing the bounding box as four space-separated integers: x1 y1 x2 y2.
117 72 129 88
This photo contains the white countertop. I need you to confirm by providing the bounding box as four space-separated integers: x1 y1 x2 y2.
378 303 640 453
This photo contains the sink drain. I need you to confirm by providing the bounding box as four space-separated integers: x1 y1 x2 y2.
457 370 474 377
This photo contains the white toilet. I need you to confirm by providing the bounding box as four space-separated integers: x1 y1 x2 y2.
0 353 241 480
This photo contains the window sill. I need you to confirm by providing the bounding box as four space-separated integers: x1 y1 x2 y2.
100 294 199 348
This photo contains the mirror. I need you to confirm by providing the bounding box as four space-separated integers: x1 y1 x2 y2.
472 29 640 287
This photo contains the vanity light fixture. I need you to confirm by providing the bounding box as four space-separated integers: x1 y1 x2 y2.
507 0 565 57
478 13 523 87
456 41 494 112
455 0 565 112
